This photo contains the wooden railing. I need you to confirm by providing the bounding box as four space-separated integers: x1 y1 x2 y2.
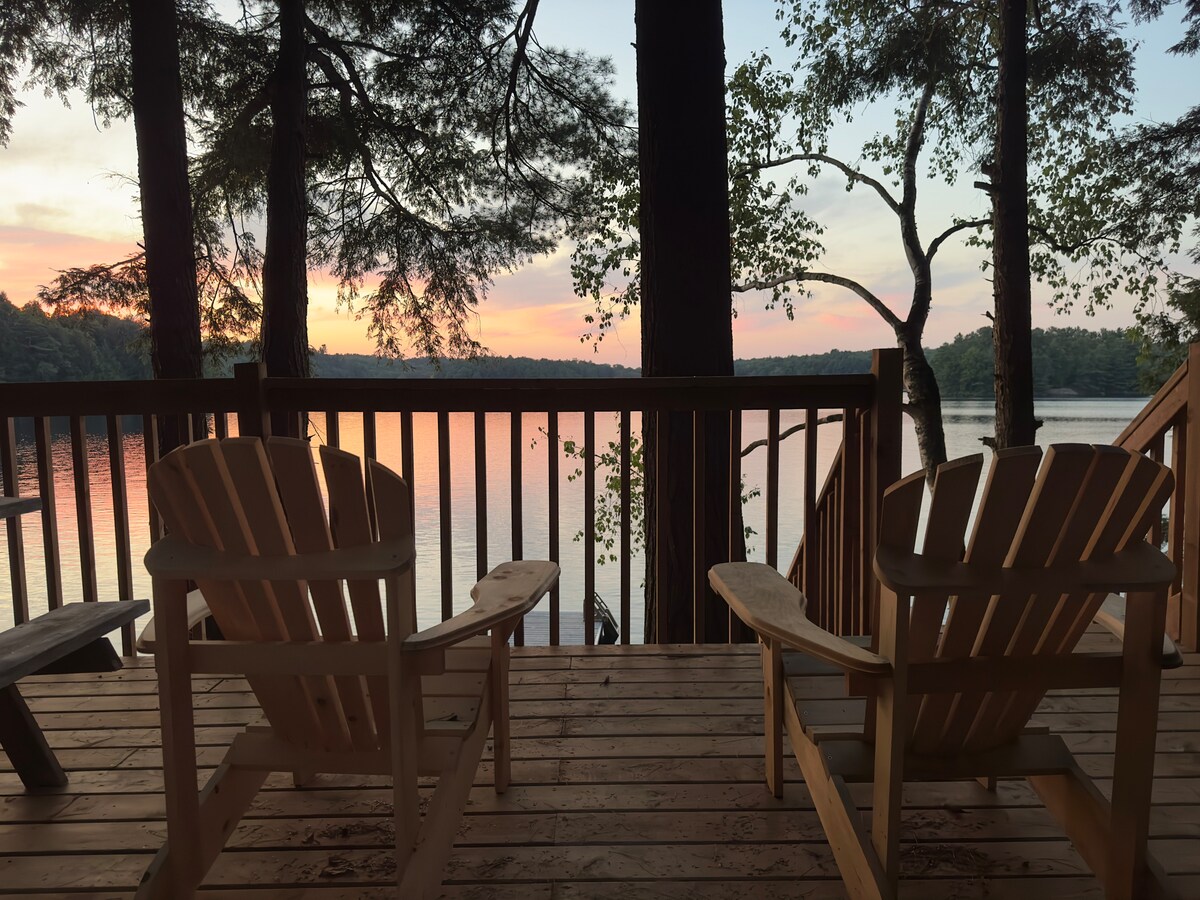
0 349 903 648
785 350 902 635
1114 342 1200 650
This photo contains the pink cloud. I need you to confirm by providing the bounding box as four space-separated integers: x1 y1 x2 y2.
0 225 141 306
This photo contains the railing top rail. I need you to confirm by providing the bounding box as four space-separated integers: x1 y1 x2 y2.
0 372 879 419
1114 355 1189 451
0 379 241 418
263 374 878 414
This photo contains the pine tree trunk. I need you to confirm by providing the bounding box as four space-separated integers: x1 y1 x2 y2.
128 0 203 452
992 0 1037 449
261 0 309 436
636 0 744 642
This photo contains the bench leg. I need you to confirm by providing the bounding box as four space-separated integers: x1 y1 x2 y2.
0 684 67 789
31 637 122 676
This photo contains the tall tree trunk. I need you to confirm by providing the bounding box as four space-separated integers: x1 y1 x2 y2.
896 324 948 479
261 0 309 435
899 229 949 481
128 0 204 453
992 0 1037 448
636 0 744 642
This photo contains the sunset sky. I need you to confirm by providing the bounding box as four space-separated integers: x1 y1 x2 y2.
0 0 1194 366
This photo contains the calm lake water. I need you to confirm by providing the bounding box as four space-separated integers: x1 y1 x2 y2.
0 397 1150 641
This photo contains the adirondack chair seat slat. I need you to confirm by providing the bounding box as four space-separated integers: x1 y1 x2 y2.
135 437 558 900
711 444 1180 900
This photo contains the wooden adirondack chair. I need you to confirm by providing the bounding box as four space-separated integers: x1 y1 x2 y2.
710 444 1179 900
137 436 558 899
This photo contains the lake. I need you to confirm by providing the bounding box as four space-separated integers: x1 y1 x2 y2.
0 397 1150 641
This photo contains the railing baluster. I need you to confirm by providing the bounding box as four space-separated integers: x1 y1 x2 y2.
841 408 862 636
619 410 631 645
766 408 781 570
33 417 63 611
213 411 228 439
1149 433 1166 548
692 410 706 641
142 415 163 542
803 407 819 616
363 411 377 461
584 411 596 645
654 411 668 643
363 411 378 536
1170 418 1187 607
401 410 415 528
1 417 29 625
438 411 452 620
107 415 135 654
324 410 339 448
728 409 743 640
69 415 98 603
475 411 488 582
547 411 561 646
510 412 525 646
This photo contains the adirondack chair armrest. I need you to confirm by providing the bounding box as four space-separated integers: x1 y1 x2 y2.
403 561 560 654
708 562 891 676
873 541 1175 597
144 533 415 582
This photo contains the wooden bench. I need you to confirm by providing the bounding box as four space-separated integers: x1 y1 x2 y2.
0 599 149 789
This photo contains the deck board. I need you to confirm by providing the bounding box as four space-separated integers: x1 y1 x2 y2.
1 638 1198 898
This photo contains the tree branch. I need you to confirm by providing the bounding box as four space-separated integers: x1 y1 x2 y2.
740 413 844 457
733 152 901 216
733 270 902 330
927 218 990 259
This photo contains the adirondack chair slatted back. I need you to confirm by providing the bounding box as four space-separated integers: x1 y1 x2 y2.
147 436 411 754
880 444 1174 756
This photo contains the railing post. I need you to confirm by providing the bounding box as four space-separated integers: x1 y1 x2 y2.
867 348 903 636
235 362 270 439
1182 343 1200 650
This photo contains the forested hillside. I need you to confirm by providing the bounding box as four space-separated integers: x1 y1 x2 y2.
0 296 1151 395
926 327 1143 397
0 294 150 381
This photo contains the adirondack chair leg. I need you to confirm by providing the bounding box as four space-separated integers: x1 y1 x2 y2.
138 762 268 899
976 775 998 792
490 627 512 794
144 576 202 898
1108 589 1168 900
398 708 492 899
1029 761 1118 884
390 649 421 885
871 586 907 892
762 638 785 798
790 720 890 900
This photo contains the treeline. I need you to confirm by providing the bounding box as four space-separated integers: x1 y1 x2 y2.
0 296 1151 395
0 294 150 381
927 327 1143 398
307 351 639 379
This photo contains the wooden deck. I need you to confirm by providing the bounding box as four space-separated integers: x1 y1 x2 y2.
2 637 1198 899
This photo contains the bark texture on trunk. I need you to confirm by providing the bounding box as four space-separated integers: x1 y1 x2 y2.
636 0 744 642
129 0 203 452
992 0 1037 449
262 0 310 432
897 326 948 481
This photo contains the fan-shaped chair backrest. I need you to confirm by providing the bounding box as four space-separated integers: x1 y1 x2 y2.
147 436 414 754
875 444 1173 754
